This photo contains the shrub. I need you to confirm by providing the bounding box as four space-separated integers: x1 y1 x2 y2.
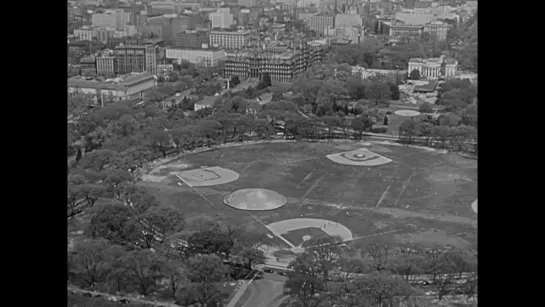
419 102 434 113
372 127 388 133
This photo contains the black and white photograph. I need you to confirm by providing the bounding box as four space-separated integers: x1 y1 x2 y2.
68 0 477 306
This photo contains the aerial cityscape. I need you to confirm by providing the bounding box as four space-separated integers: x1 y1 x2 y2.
67 0 478 306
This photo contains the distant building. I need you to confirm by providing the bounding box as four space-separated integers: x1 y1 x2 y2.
209 30 251 49
310 14 335 35
114 45 160 75
68 72 157 103
165 47 225 67
334 14 362 28
223 41 325 83
175 30 210 48
96 51 116 77
74 28 95 41
92 9 132 28
137 24 163 39
238 0 256 7
382 22 424 38
424 21 448 41
80 56 97 77
210 8 234 29
408 56 458 80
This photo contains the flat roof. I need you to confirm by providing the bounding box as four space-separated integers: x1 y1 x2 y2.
68 72 155 90
210 30 251 35
413 81 438 92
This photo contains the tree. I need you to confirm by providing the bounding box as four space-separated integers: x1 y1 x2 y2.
364 241 393 273
74 183 107 207
122 249 165 295
383 116 389 125
409 69 421 80
185 255 230 306
398 119 417 144
364 82 392 105
418 102 434 113
162 258 186 299
232 232 267 270
306 236 344 281
388 82 400 100
68 238 113 288
187 230 234 257
351 272 413 307
141 206 185 238
229 75 240 88
286 253 327 307
415 121 434 146
86 202 134 245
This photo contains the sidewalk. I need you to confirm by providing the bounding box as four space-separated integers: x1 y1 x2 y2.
225 280 250 307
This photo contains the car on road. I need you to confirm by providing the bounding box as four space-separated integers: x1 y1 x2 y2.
277 271 288 276
263 268 273 273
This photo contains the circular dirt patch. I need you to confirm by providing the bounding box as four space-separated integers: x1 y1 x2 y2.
395 110 421 117
224 189 288 211
327 149 392 166
176 167 239 187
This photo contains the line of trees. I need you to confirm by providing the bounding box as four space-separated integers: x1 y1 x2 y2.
283 237 477 307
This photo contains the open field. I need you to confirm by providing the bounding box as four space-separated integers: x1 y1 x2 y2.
142 141 477 252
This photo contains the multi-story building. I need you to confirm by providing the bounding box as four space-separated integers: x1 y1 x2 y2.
424 21 448 41
209 30 251 49
395 10 436 25
238 0 256 7
68 72 157 103
96 28 116 43
118 5 145 15
96 54 116 77
237 9 250 26
408 56 458 80
175 30 210 48
114 45 159 75
74 27 95 41
150 1 180 14
210 8 234 29
310 13 335 35
381 22 423 38
137 24 163 39
80 56 97 77
334 14 362 28
92 9 132 28
165 47 225 67
223 41 325 83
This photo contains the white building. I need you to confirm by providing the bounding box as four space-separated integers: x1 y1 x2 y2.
209 30 251 49
67 72 157 103
74 27 95 41
165 47 226 67
334 14 362 28
210 8 234 29
92 9 131 28
408 56 458 80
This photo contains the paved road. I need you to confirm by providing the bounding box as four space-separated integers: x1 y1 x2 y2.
239 273 289 307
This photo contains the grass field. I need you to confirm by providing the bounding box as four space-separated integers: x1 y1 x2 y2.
144 141 478 251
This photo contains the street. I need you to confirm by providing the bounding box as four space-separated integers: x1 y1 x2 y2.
239 272 289 307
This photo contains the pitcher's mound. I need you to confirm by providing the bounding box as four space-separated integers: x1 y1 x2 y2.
224 189 288 211
327 148 392 166
176 167 239 187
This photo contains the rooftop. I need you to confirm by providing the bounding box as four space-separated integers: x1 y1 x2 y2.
68 72 155 90
195 95 217 106
413 81 438 93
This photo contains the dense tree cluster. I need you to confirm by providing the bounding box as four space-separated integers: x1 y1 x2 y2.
283 238 478 307
69 213 266 306
288 62 402 117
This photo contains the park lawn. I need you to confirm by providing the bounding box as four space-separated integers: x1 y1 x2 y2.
268 83 292 94
145 141 477 250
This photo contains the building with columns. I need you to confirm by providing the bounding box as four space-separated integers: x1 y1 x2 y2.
408 56 457 80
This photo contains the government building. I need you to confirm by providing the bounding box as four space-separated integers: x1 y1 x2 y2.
408 56 458 80
223 41 325 83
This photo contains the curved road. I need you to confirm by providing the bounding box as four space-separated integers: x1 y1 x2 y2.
240 273 289 307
